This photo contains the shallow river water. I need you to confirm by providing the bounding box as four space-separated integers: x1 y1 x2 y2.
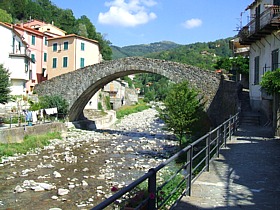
0 108 177 210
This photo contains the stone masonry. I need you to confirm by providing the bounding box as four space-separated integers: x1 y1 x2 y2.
34 57 234 124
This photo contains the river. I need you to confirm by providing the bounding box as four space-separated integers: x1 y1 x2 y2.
0 107 177 210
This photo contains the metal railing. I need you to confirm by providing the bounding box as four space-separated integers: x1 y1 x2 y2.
239 6 280 41
91 113 239 210
0 113 65 129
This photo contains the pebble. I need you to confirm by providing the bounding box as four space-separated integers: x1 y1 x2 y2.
1 105 177 209
57 188 70 196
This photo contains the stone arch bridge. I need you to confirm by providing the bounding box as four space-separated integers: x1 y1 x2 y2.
34 57 238 125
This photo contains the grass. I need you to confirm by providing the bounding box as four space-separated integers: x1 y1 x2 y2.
0 132 62 158
116 100 150 119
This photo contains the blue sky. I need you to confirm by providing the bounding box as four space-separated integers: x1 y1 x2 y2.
51 0 252 47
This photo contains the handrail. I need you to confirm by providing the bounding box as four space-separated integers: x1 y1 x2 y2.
91 113 239 210
239 6 280 40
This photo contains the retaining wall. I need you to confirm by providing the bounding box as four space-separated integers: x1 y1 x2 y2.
0 122 67 144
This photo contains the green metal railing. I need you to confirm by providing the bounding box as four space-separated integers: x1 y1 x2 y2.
91 113 239 210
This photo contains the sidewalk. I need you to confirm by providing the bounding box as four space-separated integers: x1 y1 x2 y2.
174 124 280 210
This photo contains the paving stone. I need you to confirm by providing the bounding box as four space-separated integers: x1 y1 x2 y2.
174 124 280 209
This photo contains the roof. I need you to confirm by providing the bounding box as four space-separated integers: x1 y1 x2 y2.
47 34 99 44
0 22 28 46
246 0 260 10
4 22 46 37
23 19 67 34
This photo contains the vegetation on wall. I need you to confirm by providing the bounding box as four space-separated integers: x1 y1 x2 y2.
0 64 11 104
214 55 249 76
0 0 112 60
260 68 280 95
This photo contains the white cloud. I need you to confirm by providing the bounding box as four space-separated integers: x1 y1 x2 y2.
98 0 157 27
183 18 202 29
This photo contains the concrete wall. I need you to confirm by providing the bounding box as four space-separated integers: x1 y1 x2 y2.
0 122 67 144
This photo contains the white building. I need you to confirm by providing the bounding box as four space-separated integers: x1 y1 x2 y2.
239 0 280 128
0 22 31 95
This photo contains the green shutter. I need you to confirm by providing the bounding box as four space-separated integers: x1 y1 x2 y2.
52 58 57 68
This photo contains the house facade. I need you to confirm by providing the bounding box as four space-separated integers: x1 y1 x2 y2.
23 19 66 37
47 34 102 79
0 22 31 95
239 0 280 128
9 23 48 94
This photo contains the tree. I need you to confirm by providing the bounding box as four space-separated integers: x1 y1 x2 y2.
0 8 12 23
213 57 232 71
29 95 69 116
159 81 204 147
0 64 11 104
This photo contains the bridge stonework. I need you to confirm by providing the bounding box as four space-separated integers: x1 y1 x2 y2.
34 57 238 125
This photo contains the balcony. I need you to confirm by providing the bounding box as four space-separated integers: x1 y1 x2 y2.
9 48 32 61
239 6 280 45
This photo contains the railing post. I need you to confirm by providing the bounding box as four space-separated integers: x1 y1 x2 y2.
206 134 210 172
148 168 156 210
186 146 193 196
217 127 220 158
223 123 227 148
229 115 232 141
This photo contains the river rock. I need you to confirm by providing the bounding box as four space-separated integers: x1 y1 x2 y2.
14 185 26 193
82 180 88 186
39 183 55 191
53 171 62 178
57 188 70 196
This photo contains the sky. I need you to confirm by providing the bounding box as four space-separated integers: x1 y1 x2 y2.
51 0 253 47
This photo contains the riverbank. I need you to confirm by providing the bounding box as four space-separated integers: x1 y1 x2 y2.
0 107 177 210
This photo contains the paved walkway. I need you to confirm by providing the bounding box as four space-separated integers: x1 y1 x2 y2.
174 124 280 210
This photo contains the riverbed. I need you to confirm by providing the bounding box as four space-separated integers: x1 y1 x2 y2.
0 107 177 210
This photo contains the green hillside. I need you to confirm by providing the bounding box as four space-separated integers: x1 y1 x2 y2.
111 41 181 59
111 38 233 71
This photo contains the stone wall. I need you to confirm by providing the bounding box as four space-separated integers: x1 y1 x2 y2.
208 76 241 126
34 57 221 121
0 122 67 144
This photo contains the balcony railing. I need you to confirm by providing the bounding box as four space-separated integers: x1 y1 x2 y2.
239 6 280 44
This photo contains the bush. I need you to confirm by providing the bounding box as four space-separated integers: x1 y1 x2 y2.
29 95 68 116
260 68 280 95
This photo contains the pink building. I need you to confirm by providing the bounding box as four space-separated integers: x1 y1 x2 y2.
5 20 66 94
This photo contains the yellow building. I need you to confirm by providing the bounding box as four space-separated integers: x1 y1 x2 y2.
47 34 102 79
23 19 66 37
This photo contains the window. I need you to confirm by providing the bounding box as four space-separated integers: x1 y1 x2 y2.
53 43 57 51
44 52 47 62
272 49 279 71
80 58 85 68
24 58 28 72
31 54 35 63
31 35 36 45
52 58 57 68
81 42 85 51
63 57 68 68
44 37 48 46
254 56 260 85
64 41 69 50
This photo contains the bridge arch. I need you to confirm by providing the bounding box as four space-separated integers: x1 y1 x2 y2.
34 57 221 122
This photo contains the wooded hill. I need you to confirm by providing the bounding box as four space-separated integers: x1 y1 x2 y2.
112 38 233 71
